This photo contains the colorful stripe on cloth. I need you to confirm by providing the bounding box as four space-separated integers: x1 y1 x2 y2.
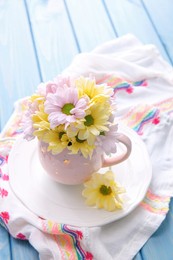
2 115 24 138
96 75 147 94
121 97 173 135
41 219 93 260
121 105 160 135
140 190 170 215
0 138 15 148
0 155 8 167
1 98 28 138
155 97 173 115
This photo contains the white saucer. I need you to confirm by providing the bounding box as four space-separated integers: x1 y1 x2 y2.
8 125 152 227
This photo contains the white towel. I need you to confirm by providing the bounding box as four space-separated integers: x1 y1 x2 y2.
0 34 173 260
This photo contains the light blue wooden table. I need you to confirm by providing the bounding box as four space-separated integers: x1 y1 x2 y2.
0 0 173 259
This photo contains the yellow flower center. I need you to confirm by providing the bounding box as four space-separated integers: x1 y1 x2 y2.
62 103 74 115
100 185 112 195
84 115 94 126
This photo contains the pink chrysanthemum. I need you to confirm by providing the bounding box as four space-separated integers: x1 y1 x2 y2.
23 100 39 140
54 75 71 88
44 85 89 129
23 115 34 140
37 76 71 97
96 124 119 155
37 81 57 97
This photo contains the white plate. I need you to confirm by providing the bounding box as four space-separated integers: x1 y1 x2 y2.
8 125 152 227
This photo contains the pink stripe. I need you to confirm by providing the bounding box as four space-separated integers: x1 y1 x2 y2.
96 75 111 84
147 190 170 201
140 202 168 215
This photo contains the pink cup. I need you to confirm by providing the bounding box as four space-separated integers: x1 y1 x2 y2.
38 133 132 185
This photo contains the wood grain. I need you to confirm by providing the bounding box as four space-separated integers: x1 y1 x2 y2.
104 0 171 63
142 0 173 64
10 236 39 260
134 252 143 260
0 225 11 260
0 0 40 129
65 0 117 51
25 0 79 81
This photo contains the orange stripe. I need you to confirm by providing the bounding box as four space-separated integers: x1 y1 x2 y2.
146 190 170 202
140 201 169 215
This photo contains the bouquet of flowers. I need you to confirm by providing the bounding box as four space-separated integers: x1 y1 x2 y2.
23 76 118 158
23 75 125 211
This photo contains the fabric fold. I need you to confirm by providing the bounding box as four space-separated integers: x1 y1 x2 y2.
0 34 173 260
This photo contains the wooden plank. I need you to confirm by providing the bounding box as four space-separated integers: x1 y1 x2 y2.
142 0 173 64
10 236 39 260
0 225 11 260
65 0 117 51
0 0 41 129
103 0 171 63
0 0 41 258
133 252 143 260
140 199 173 259
1 0 79 258
25 0 79 81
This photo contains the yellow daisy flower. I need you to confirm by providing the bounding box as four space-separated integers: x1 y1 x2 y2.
75 77 113 101
32 103 50 140
30 93 44 103
68 136 95 158
77 103 111 145
41 126 69 154
82 171 125 211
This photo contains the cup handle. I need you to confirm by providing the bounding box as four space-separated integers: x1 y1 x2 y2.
102 133 132 167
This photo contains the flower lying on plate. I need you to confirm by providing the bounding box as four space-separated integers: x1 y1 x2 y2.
82 170 125 211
